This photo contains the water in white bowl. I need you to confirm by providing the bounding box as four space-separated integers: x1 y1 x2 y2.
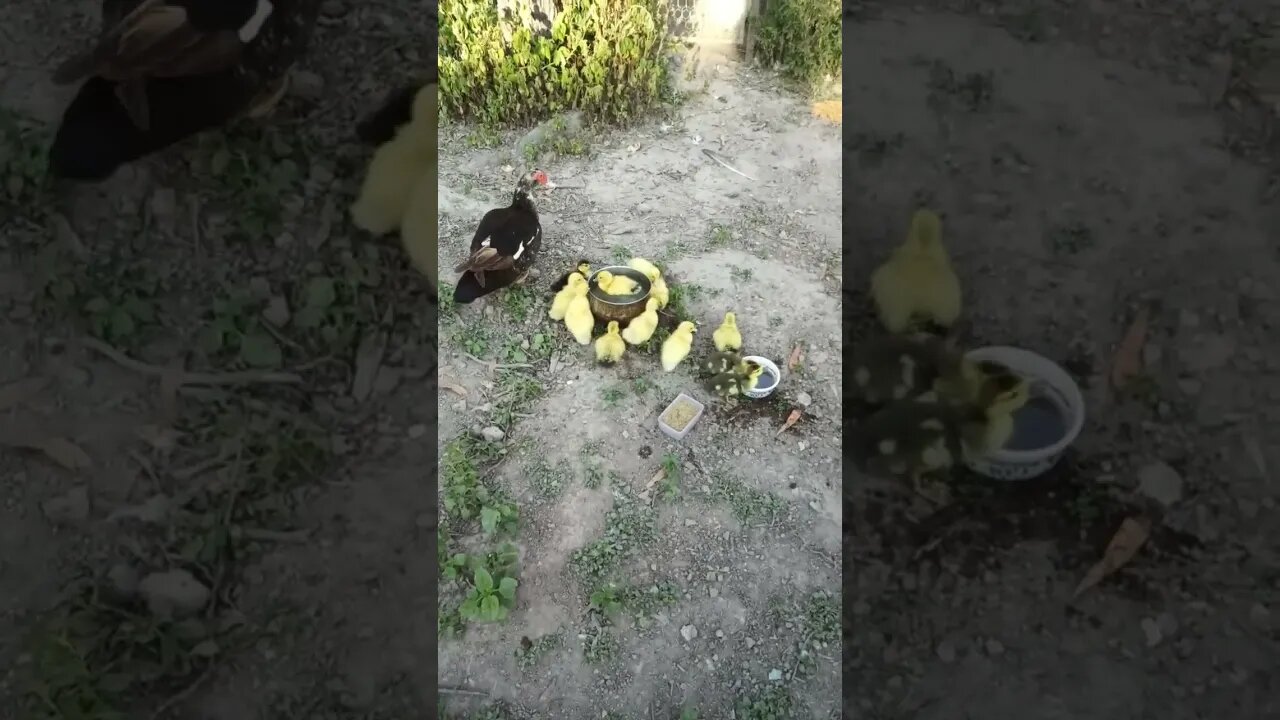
1005 394 1069 451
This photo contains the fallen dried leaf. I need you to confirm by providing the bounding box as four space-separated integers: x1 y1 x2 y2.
350 328 387 403
1110 307 1150 390
440 380 468 397
32 437 93 471
787 344 804 371
775 409 803 437
0 376 49 412
1072 515 1152 599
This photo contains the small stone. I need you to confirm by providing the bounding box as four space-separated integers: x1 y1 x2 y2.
796 391 812 406
680 624 698 642
936 640 956 663
1137 461 1183 507
480 426 505 442
716 630 725 638
767 668 783 681
138 569 209 618
1141 617 1163 646
745 637 756 649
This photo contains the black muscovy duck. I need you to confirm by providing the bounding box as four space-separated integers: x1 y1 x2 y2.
48 0 322 181
452 169 549 304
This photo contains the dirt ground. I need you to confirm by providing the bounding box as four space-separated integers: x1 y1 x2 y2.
0 2 436 719
848 3 1280 720
435 56 842 717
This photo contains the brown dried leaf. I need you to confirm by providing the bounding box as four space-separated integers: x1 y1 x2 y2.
787 344 804 371
775 409 803 437
1110 307 1149 391
1072 515 1152 599
0 376 49 412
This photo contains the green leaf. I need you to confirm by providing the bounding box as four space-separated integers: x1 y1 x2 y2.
474 565 494 593
498 576 517 599
480 593 501 620
480 506 499 534
459 594 480 619
238 331 282 368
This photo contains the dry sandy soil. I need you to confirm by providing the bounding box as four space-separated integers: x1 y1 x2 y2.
848 2 1280 719
0 1 436 719
435 57 842 717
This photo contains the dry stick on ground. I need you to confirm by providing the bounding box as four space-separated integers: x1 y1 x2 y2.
439 686 488 697
80 337 304 386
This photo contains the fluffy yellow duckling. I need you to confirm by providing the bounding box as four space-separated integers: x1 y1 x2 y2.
661 321 697 372
564 280 594 345
549 273 586 321
712 312 742 352
595 321 626 364
626 257 668 308
870 208 961 334
621 298 660 345
595 270 640 296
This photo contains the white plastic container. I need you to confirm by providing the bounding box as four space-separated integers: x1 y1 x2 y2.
740 355 781 399
963 346 1086 481
657 392 705 440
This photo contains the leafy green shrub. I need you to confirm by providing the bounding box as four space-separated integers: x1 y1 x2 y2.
754 0 841 93
440 0 674 126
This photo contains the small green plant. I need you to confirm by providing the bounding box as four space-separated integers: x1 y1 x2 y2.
201 289 283 368
459 565 519 623
754 0 841 94
515 632 564 669
600 385 626 407
569 492 657 582
581 624 620 664
707 475 785 523
589 583 625 616
440 0 674 127
441 437 520 535
731 266 753 282
501 284 534 321
708 224 732 246
529 459 571 499
611 245 634 262
736 685 793 719
659 452 681 500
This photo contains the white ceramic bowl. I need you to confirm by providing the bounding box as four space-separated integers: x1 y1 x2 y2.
962 346 1085 481
741 355 781 399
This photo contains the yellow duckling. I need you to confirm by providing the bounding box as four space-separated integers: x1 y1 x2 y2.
564 280 594 345
712 312 742 352
549 273 586 321
595 321 626 364
595 270 640 297
621 298 660 345
870 208 962 334
661 321 697 372
626 257 669 308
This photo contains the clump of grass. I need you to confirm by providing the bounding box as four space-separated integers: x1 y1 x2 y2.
754 0 840 95
659 452 681 500
491 371 543 428
589 581 680 625
581 624 620 664
736 685 794 719
569 492 656 582
515 631 564 669
441 436 519 535
707 475 786 523
528 459 571 499
707 224 732 247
